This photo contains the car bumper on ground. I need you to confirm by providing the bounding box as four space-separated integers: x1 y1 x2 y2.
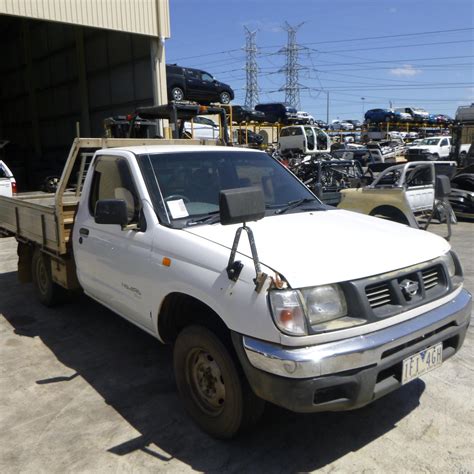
233 289 471 413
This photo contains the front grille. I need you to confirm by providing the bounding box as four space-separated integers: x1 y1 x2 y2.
362 263 448 317
366 283 392 309
422 268 440 291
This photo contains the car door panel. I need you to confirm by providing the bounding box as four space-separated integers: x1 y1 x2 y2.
73 154 155 331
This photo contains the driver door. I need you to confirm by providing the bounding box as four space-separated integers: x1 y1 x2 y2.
73 154 155 331
405 164 435 212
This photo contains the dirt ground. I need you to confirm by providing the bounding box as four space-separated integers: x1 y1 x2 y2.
0 221 473 473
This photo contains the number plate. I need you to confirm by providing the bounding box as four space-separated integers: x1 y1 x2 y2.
401 343 443 385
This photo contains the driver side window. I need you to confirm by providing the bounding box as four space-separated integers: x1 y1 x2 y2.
89 155 140 224
201 73 213 82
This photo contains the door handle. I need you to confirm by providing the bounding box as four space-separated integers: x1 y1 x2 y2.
79 228 89 236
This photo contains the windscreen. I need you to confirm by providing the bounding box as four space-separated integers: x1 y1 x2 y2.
421 138 441 146
137 150 318 226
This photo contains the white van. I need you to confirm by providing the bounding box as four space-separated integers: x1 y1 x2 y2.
278 125 331 155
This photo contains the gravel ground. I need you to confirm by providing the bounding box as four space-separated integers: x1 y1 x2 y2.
0 221 473 473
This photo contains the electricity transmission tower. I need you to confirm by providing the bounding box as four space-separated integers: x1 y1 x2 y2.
244 27 259 108
280 22 305 110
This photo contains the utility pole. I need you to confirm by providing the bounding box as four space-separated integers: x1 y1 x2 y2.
280 22 305 110
361 97 366 116
244 27 259 109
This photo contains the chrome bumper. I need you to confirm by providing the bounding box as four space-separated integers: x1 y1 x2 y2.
243 289 471 379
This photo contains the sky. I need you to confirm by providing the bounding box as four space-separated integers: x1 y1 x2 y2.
165 0 474 122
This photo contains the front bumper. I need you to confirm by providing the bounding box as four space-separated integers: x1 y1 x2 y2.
233 289 471 413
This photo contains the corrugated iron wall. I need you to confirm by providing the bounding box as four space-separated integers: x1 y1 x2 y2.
0 0 170 38
0 17 155 188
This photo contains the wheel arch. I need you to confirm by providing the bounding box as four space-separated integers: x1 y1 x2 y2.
369 205 412 226
157 292 229 343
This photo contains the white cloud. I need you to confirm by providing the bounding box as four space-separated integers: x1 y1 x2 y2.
388 7 397 13
389 64 422 77
240 20 282 33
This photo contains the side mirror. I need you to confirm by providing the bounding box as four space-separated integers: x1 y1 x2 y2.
435 175 451 199
219 187 265 225
95 199 128 226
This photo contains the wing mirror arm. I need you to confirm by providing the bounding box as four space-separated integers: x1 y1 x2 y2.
220 187 267 292
226 223 267 292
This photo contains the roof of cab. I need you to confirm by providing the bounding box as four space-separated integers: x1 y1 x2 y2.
99 145 263 155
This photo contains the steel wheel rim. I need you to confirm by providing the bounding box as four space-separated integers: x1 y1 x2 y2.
36 258 49 295
220 93 230 104
186 348 226 416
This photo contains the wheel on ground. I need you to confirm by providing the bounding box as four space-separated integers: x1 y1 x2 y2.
32 249 65 306
219 91 231 104
432 153 439 161
173 325 264 439
171 87 185 101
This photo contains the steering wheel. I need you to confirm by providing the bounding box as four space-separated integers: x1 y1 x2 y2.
165 194 190 203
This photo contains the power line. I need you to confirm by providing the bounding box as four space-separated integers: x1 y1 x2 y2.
313 39 474 55
168 27 474 62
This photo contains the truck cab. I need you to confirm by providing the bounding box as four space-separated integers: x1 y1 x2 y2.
278 125 331 156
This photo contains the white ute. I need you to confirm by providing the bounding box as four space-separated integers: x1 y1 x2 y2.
409 136 452 160
0 138 471 439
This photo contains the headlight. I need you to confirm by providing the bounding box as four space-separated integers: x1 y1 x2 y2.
301 285 347 324
441 251 456 278
269 284 366 336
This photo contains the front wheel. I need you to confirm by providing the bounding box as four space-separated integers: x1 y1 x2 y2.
219 91 231 104
173 325 264 439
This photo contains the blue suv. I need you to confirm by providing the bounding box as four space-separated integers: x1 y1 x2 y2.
364 109 399 123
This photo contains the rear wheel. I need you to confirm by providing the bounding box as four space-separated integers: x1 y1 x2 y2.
32 249 65 306
171 87 185 101
219 91 231 104
174 325 264 439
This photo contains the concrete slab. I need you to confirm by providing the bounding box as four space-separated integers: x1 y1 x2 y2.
0 222 473 472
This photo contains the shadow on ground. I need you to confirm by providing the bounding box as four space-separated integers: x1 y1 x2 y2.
0 270 425 472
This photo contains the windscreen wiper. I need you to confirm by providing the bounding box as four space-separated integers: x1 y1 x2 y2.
275 198 319 215
186 211 221 226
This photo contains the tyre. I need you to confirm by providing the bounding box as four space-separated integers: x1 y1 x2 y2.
219 91 231 104
432 153 440 161
171 87 185 101
309 119 314 125
459 151 467 166
173 325 264 439
32 249 65 306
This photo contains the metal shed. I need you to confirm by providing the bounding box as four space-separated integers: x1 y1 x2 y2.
0 0 170 188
